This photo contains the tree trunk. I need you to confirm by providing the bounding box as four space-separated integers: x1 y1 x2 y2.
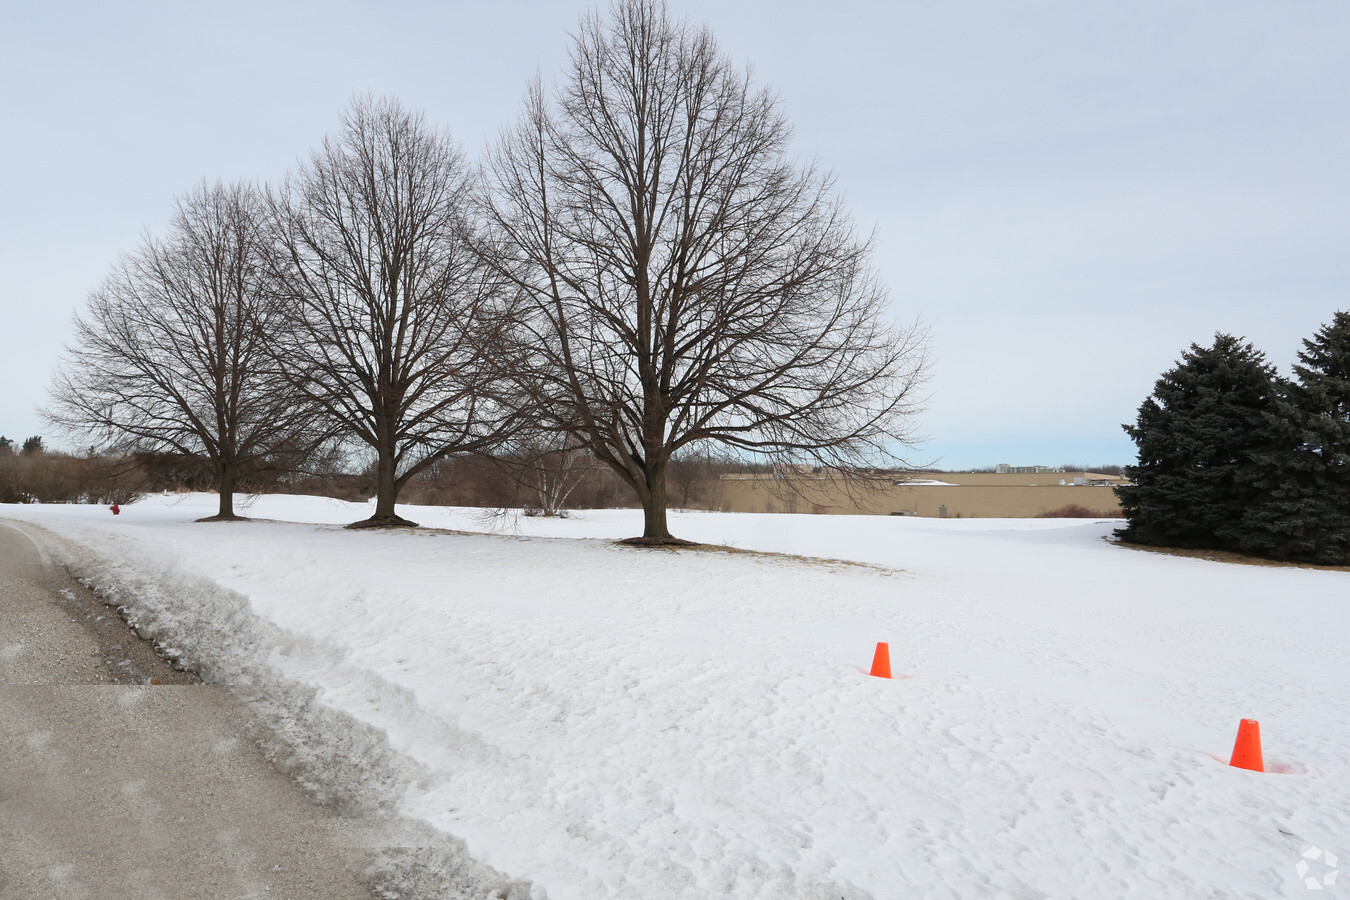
196 463 240 521
622 460 693 546
353 445 417 528
373 448 398 519
641 467 671 540
217 466 235 519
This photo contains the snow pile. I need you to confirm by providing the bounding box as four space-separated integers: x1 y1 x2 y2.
3 493 1348 898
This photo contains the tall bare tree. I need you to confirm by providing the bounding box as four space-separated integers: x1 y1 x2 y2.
269 96 518 527
482 0 929 543
46 180 318 520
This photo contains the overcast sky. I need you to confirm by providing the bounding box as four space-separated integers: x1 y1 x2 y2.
3 1 1347 469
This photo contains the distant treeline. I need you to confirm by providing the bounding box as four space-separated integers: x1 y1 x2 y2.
5 434 1125 512
0 437 770 513
938 463 1125 475
0 436 139 505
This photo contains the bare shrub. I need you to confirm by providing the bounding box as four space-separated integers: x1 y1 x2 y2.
1039 504 1124 518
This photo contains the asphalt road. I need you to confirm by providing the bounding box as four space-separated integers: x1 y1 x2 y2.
0 519 382 899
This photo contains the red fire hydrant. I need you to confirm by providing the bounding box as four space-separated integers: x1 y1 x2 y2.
110 503 120 515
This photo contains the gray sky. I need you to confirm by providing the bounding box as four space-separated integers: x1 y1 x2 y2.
3 1 1347 469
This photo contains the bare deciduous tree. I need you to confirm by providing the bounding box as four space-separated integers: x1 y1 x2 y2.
482 0 929 543
270 96 518 528
668 445 722 510
511 433 597 516
46 180 318 520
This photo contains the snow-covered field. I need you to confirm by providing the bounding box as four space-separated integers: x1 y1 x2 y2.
3 494 1347 898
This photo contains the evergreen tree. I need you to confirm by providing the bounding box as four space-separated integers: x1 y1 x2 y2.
1245 311 1350 564
1117 334 1285 551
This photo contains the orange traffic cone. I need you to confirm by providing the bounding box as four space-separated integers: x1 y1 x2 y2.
869 642 891 679
1228 719 1264 772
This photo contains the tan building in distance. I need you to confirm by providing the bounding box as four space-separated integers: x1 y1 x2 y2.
712 468 1128 518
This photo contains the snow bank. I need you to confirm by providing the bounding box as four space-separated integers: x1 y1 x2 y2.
4 493 1347 898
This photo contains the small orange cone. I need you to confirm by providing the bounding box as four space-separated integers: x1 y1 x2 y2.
1228 719 1264 772
869 642 891 679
